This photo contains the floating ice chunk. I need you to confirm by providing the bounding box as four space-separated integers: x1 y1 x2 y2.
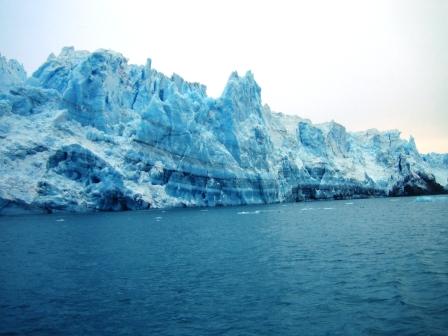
237 210 261 215
415 196 433 202
56 218 65 222
415 196 448 203
344 202 354 205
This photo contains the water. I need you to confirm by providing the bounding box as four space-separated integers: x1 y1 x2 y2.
0 196 447 335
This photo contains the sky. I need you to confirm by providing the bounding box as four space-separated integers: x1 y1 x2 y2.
0 0 447 153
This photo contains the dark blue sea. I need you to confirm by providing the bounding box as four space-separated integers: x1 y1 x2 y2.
1 196 447 335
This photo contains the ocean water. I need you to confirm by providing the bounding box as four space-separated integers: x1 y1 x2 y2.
0 196 447 335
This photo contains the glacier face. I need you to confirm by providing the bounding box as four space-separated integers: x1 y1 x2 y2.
0 47 447 214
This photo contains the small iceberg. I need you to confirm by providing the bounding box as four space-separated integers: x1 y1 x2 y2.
415 196 448 203
416 196 433 202
55 218 65 222
237 210 261 215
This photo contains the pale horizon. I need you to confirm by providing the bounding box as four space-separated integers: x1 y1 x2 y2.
1 0 447 153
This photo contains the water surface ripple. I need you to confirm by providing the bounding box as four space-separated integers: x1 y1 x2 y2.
0 196 447 335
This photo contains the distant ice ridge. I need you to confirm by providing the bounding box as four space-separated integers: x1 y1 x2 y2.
0 47 447 214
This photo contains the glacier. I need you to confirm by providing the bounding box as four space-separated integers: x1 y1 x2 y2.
0 47 447 215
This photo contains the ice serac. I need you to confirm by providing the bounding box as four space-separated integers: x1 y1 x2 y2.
0 54 26 92
0 47 447 214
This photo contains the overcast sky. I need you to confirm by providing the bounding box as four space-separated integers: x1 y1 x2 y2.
1 0 447 153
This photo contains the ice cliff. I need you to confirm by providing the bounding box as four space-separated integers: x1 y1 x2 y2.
0 47 447 214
